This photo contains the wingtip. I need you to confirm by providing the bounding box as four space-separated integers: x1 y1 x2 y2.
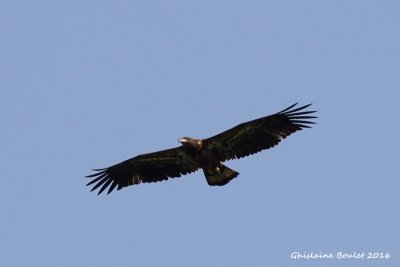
279 102 298 113
278 102 316 114
302 103 313 109
86 168 108 178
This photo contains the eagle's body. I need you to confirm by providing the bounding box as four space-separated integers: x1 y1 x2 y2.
178 137 239 185
87 103 317 194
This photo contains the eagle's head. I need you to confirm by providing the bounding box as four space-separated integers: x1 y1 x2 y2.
178 137 191 144
178 137 203 150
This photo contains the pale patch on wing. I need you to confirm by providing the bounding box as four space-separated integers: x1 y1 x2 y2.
273 132 285 140
132 175 141 185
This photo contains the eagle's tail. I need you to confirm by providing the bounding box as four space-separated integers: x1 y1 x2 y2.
203 164 239 186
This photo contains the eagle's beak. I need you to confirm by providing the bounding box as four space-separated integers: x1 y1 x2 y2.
178 138 188 143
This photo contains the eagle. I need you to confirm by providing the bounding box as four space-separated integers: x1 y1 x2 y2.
87 103 317 194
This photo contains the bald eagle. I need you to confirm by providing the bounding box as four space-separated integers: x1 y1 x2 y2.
87 103 317 194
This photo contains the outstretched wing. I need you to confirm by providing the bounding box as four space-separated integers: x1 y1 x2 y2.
205 103 317 161
86 146 200 195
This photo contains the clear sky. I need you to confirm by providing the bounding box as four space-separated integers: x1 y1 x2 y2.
1 1 399 266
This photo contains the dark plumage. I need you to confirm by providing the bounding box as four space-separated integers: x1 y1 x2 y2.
86 103 317 194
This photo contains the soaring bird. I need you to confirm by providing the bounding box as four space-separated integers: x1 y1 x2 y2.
87 103 317 194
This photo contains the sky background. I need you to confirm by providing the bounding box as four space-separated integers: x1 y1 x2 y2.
1 0 399 266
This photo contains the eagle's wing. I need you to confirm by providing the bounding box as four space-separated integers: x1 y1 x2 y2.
205 103 317 161
86 146 200 195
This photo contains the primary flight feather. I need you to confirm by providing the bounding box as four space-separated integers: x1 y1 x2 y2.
87 103 317 194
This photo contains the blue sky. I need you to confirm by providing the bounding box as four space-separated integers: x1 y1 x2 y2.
1 0 399 266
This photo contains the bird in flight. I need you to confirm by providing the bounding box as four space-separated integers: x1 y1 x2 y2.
87 103 317 195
